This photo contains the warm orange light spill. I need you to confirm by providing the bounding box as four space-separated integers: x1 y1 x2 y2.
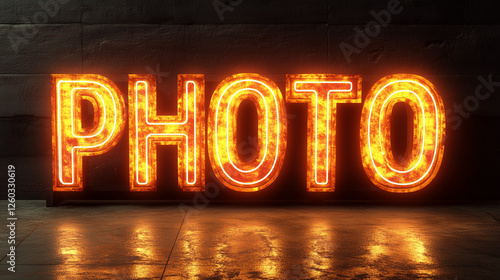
286 74 362 192
306 220 336 277
57 224 83 264
208 73 287 192
128 74 205 192
365 221 436 276
55 223 85 280
130 223 156 278
51 74 126 191
360 74 445 193
176 221 283 278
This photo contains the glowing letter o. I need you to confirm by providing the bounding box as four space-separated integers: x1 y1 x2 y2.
360 74 446 193
208 73 287 192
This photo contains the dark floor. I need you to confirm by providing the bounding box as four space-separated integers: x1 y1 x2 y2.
0 201 499 279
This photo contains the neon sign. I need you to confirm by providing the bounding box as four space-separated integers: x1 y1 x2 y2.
51 73 446 193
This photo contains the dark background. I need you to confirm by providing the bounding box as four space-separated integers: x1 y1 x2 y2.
1 0 500 201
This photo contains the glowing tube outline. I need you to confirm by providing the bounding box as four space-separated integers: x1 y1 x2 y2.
214 79 280 185
70 88 106 138
367 79 439 186
57 80 118 185
293 81 353 185
134 80 197 185
226 88 268 173
378 90 425 173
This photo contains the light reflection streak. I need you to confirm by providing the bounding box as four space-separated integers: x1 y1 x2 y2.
363 219 436 277
56 223 84 280
306 220 335 277
177 221 282 278
130 223 156 278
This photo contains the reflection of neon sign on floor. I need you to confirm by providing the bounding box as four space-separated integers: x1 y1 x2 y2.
51 73 445 193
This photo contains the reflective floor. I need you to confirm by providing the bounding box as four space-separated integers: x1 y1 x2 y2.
1 201 499 279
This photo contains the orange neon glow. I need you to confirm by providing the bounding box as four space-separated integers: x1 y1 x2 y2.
128 74 205 192
51 74 126 191
286 74 362 192
360 74 445 193
208 73 287 192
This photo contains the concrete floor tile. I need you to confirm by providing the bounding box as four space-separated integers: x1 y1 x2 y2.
0 201 48 257
1 202 499 279
1 204 184 267
163 206 500 279
0 264 163 279
481 204 500 224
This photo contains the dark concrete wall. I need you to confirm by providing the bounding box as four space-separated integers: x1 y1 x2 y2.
1 0 500 200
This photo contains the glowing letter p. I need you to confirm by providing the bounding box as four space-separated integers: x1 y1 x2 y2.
51 74 126 191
